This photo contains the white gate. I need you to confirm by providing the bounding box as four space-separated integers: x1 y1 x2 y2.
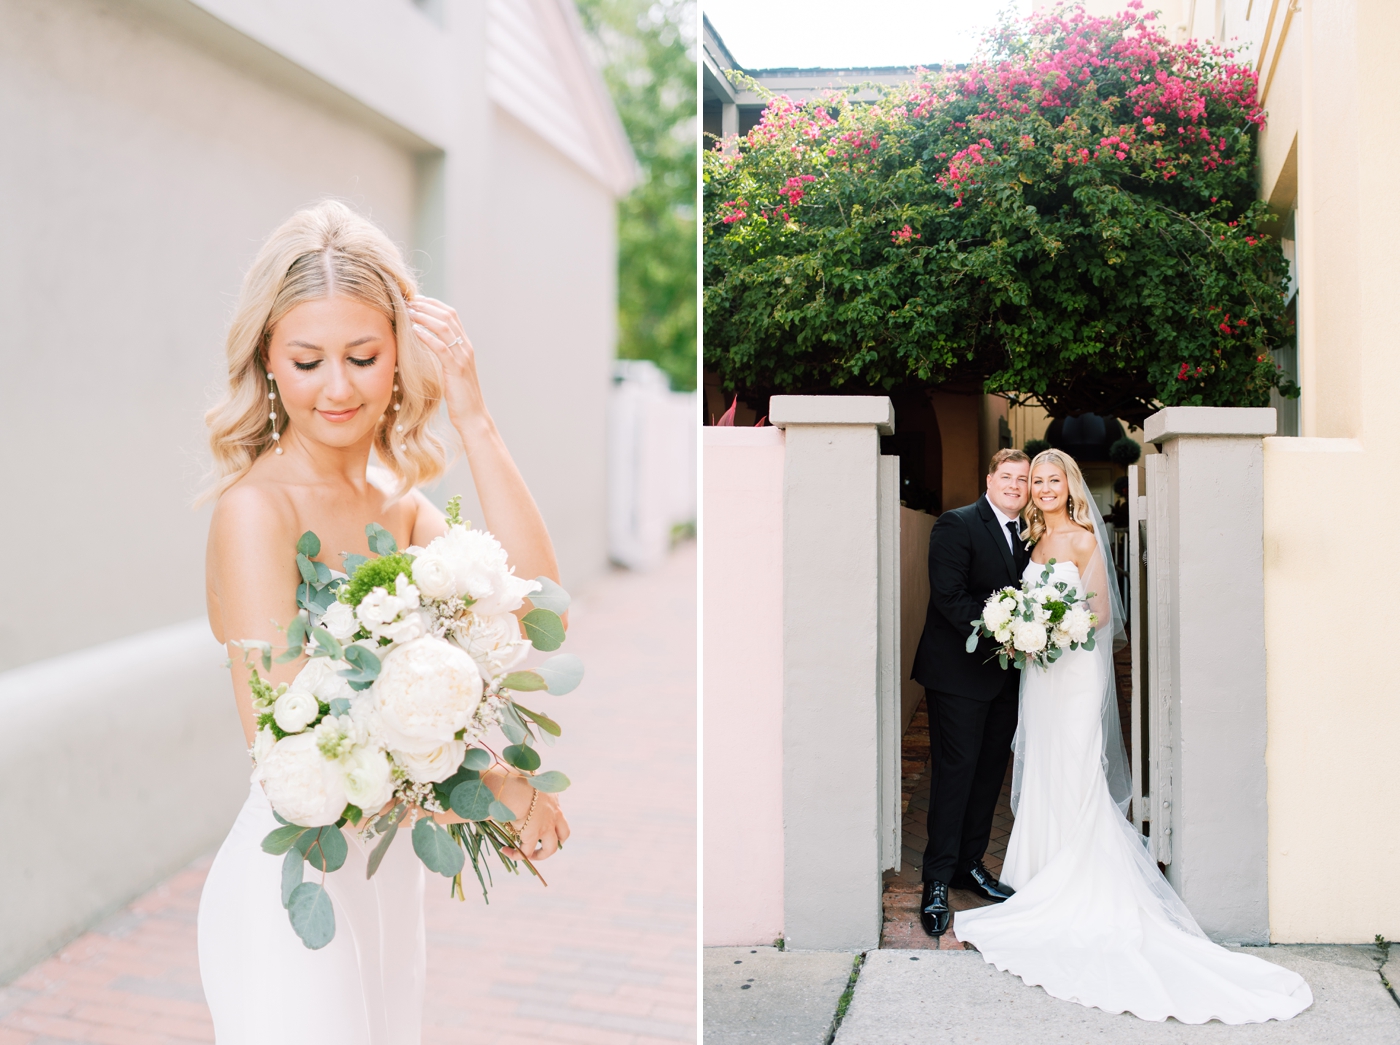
1128 461 1172 864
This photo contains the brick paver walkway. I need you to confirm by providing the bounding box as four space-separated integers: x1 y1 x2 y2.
0 544 698 1045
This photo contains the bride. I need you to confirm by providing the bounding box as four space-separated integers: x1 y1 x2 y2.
196 200 570 1043
954 450 1312 1024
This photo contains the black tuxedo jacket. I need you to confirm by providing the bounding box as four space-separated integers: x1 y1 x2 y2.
911 496 1030 700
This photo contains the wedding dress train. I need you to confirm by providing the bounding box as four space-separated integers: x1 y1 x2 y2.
197 781 427 1044
955 559 1311 1024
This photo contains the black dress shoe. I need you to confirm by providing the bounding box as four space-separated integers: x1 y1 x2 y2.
920 880 951 937
951 859 1015 903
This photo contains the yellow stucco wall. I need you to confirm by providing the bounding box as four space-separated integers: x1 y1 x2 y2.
1262 0 1400 943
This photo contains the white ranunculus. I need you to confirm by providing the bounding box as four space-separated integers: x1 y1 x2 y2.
377 609 430 646
291 657 353 704
320 601 358 641
273 688 320 733
391 739 466 784
340 745 395 811
373 636 484 751
457 612 530 676
410 548 456 600
259 732 348 826
1012 619 1048 654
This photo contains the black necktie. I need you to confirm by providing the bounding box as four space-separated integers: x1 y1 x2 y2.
1006 521 1020 558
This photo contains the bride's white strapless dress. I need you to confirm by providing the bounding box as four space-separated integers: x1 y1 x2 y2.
955 559 1312 1024
197 781 427 1043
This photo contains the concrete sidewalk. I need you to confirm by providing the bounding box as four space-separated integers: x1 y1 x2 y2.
0 543 697 1045
704 942 1400 1045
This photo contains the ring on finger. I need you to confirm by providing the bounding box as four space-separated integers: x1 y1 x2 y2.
448 336 464 348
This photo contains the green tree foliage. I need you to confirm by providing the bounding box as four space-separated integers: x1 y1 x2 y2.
702 3 1298 423
577 0 697 390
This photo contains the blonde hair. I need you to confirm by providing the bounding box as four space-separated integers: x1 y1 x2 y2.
203 200 446 501
1023 449 1097 545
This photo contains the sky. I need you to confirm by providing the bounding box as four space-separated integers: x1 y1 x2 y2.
702 0 1036 70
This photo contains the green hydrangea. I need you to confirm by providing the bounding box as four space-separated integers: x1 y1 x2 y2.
340 552 416 607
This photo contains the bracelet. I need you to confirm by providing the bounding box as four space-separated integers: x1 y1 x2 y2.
517 786 539 833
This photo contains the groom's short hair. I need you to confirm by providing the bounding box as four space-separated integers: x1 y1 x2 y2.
988 448 1031 474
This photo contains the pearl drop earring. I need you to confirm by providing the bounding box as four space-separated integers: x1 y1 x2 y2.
267 371 283 455
392 366 406 453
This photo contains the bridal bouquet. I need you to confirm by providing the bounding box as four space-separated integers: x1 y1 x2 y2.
233 496 582 949
965 559 1098 670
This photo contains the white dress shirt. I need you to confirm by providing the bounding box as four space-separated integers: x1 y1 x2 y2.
985 497 1022 554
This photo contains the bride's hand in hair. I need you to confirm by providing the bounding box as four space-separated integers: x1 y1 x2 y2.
406 297 488 435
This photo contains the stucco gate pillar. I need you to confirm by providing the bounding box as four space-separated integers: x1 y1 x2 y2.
770 395 895 951
1144 406 1276 944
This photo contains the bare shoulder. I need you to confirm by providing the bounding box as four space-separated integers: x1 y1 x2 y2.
208 475 298 566
1069 524 1099 569
409 488 448 546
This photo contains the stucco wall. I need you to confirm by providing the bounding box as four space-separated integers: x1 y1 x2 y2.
899 508 936 735
0 0 417 671
701 428 785 945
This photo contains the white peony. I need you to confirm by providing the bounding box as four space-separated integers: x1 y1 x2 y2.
981 598 1014 632
1064 605 1094 645
391 739 466 784
373 636 484 753
1012 619 1048 654
339 745 395 811
291 657 354 704
456 612 530 676
409 547 456 601
430 526 541 616
251 726 276 765
258 732 348 826
320 601 359 641
273 688 320 733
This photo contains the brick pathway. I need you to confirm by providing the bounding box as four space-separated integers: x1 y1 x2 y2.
0 544 698 1045
881 640 1134 950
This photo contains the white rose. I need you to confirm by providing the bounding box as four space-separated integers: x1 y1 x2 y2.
340 746 395 811
456 612 531 676
377 609 430 646
357 587 406 630
410 548 456 600
273 688 320 734
1012 619 1048 654
374 636 484 750
320 601 358 641
258 732 348 826
291 657 353 704
391 739 466 784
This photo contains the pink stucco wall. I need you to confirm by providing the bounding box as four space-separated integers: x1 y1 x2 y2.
702 426 785 945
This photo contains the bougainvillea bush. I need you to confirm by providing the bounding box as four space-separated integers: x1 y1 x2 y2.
702 2 1297 423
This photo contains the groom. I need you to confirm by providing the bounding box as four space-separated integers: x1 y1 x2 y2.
911 448 1031 937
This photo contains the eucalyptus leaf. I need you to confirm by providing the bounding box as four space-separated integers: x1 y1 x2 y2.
965 632 979 653
536 654 584 695
462 747 493 771
500 670 547 692
499 703 528 745
450 778 494 821
412 818 465 877
521 608 565 652
297 531 322 558
343 553 369 576
366 523 398 556
488 798 520 823
286 614 309 650
296 553 319 587
366 821 398 879
297 825 348 873
261 824 308 855
529 770 571 793
312 628 344 661
310 586 338 614
503 743 542 772
287 882 336 949
513 703 561 737
328 697 351 717
313 560 333 586
281 847 303 907
528 576 571 615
